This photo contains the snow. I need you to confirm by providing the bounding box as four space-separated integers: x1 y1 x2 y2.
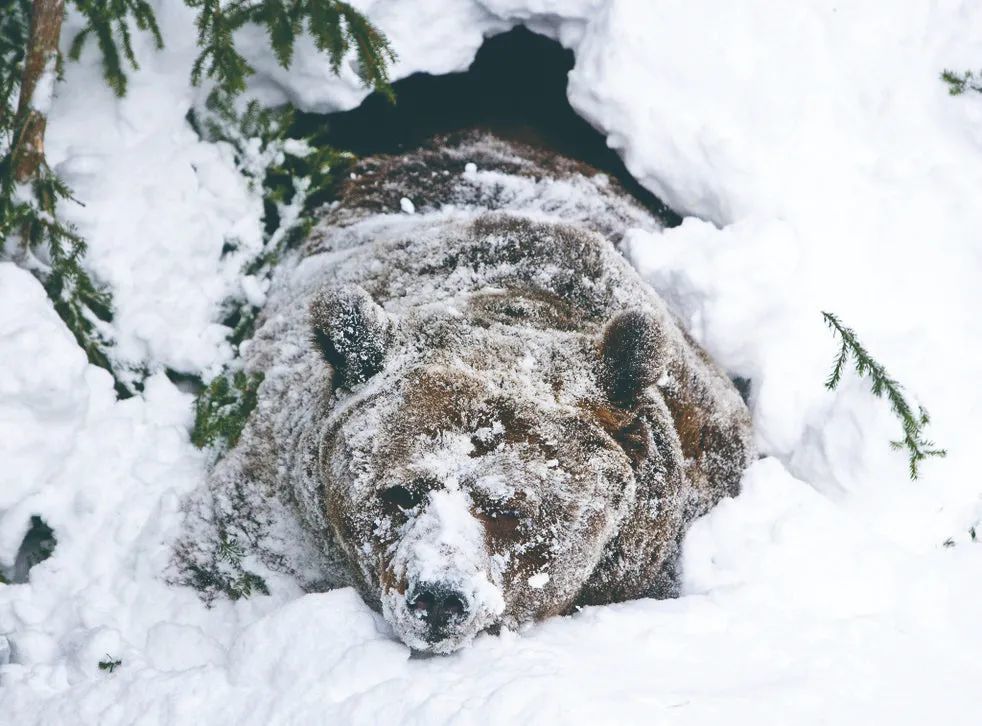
2 0 982 723
29 54 58 115
45 5 264 377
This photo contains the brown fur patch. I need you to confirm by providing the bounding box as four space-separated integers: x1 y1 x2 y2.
326 131 632 228
467 289 584 332
584 402 651 469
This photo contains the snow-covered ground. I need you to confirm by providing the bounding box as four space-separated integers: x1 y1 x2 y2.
3 0 982 723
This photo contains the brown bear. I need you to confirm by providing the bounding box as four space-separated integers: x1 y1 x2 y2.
175 131 755 654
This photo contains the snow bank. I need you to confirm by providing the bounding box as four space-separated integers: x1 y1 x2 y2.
3 0 982 723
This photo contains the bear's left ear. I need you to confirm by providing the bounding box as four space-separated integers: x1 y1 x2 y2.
310 284 394 389
599 309 666 405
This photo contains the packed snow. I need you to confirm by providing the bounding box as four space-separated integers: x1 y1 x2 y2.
2 0 982 724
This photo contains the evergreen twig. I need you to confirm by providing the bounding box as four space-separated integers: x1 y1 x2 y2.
192 369 264 450
186 0 396 100
941 69 982 96
189 88 354 346
181 529 270 601
2 0 391 398
69 0 163 97
822 311 946 479
1 2 124 389
98 655 122 672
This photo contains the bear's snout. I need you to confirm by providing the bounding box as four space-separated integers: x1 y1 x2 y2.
408 583 469 636
380 487 506 653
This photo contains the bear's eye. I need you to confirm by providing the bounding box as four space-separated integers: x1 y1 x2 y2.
478 501 522 539
381 485 422 511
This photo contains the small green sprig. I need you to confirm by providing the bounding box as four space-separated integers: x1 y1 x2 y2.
822 311 946 479
98 655 122 673
187 0 396 100
191 369 264 451
69 0 164 97
941 69 982 96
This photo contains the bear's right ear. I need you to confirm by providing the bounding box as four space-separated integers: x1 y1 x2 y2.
599 308 666 406
310 284 393 389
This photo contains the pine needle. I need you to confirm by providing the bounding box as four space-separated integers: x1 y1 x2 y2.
822 311 946 479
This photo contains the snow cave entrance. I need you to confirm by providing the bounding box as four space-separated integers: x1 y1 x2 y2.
303 26 681 225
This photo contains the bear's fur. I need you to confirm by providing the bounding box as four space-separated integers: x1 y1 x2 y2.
175 132 754 654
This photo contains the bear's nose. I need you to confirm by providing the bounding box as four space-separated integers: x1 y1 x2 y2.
408 584 468 633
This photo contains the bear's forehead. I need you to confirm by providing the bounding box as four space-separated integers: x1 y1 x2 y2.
369 383 576 466
336 386 636 510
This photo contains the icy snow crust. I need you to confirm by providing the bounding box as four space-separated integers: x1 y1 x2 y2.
4 0 982 723
177 132 753 654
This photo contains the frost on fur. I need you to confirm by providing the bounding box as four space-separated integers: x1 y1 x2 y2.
173 132 754 652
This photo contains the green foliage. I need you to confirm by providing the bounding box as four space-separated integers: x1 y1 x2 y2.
940 525 978 549
1 133 120 389
185 92 353 467
98 655 122 673
181 530 270 602
190 89 354 344
1 0 390 398
192 369 264 450
0 0 30 160
66 0 397 102
13 173 116 369
216 532 269 599
186 0 396 100
822 312 946 480
0 0 30 120
1 0 129 391
69 0 163 96
941 69 982 96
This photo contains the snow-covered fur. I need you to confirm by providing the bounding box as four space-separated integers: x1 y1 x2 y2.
175 132 754 654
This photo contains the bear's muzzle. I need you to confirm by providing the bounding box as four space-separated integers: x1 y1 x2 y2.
382 487 505 653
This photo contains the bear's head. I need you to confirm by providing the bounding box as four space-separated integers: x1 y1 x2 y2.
310 283 668 654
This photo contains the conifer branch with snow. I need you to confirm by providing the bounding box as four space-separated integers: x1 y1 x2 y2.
822 311 946 479
0 0 394 394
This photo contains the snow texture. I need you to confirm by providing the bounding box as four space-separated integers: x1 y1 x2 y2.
3 0 982 723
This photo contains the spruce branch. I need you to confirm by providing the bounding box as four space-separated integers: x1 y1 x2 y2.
187 0 253 95
822 311 946 479
68 0 164 97
98 654 122 673
1 2 125 390
3 0 392 401
180 527 270 601
1 156 120 382
185 0 395 100
217 531 246 562
191 368 264 450
0 1 32 133
941 69 982 96
189 88 353 346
